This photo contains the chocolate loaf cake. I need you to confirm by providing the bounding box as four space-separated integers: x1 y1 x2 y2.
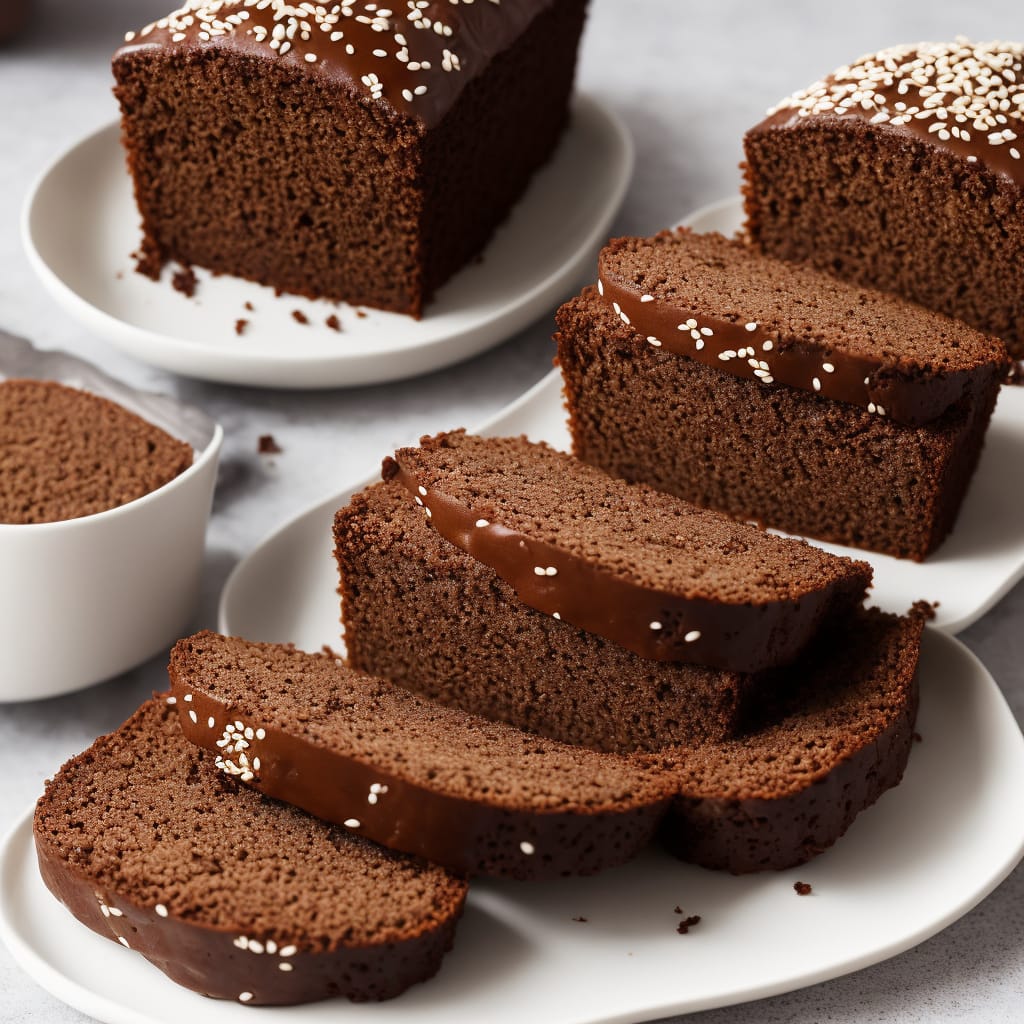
556 230 1007 560
744 39 1024 361
0 379 193 524
661 608 921 872
113 0 587 316
168 631 676 880
335 435 873 752
34 698 467 1005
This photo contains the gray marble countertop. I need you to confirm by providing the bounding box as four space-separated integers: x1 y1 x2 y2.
1 1 1021 1021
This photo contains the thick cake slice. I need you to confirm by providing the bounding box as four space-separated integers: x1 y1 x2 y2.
112 0 587 316
383 431 871 672
660 608 921 872
34 699 467 1006
744 39 1024 360
168 631 676 880
557 232 1007 560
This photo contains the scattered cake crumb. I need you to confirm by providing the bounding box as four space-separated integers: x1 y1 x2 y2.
171 266 198 298
355 309 368 319
326 314 342 332
913 732 923 743
909 599 939 622
572 916 588 923
234 319 248 336
793 881 812 896
292 310 310 325
258 434 282 455
244 301 254 312
676 915 701 934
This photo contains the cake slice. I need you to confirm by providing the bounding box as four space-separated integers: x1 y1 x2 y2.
168 631 676 881
112 0 588 316
380 430 872 672
34 699 467 1005
557 230 1007 560
744 39 1024 361
660 608 921 872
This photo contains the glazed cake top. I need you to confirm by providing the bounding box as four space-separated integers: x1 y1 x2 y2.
115 0 553 128
755 38 1024 186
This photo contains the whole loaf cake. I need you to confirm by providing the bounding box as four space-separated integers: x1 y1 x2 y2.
112 0 588 316
34 698 467 1005
744 38 1024 361
556 230 1008 560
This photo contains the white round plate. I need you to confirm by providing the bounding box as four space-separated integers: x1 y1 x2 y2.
21 95 632 388
2 630 1021 1024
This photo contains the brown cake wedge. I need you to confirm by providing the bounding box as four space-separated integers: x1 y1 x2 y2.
169 631 676 881
380 430 872 673
557 230 1007 560
659 608 922 872
744 39 1024 361
34 699 467 1006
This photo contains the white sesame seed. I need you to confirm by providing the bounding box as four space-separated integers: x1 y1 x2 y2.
155 904 168 918
208 716 216 728
519 841 535 855
475 518 489 527
239 993 254 1003
647 336 662 347
649 621 663 630
183 693 193 702
868 402 877 413
417 485 427 496
344 818 361 828
762 340 773 352
640 294 655 303
188 709 198 724
248 940 265 954
305 52 317 62
553 612 561 620
279 963 294 972
812 377 822 391
118 936 131 948
166 696 177 705
745 322 758 332
545 566 558 576
280 945 298 958
534 566 546 576
256 728 266 740
597 279 604 296
822 363 835 373
684 630 702 643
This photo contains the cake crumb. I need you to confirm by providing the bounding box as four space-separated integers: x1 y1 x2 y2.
244 301 254 312
909 599 939 622
676 915 701 934
258 434 282 455
172 266 198 298
292 310 310 325
355 309 368 319
326 314 343 332
793 881 812 896
913 732 923 743
235 319 248 336
572 916 588 923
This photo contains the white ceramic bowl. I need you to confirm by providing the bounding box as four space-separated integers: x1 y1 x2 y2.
0 336 222 701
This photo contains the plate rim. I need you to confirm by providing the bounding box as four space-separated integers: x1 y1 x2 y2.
20 94 635 389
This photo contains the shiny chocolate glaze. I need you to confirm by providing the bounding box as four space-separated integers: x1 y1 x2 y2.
114 0 551 129
385 456 868 673
169 679 673 881
596 264 972 426
756 39 1024 189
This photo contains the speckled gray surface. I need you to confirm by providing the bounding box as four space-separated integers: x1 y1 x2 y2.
0 1 1021 1021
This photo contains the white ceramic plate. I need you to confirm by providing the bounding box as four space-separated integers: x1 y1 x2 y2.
2 629 1022 1024
21 95 632 388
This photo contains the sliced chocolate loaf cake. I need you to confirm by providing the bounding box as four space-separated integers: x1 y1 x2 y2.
113 0 587 316
382 430 871 672
660 608 921 872
335 434 870 752
744 39 1024 361
1 379 193 524
34 699 467 1005
168 631 676 880
557 230 1007 560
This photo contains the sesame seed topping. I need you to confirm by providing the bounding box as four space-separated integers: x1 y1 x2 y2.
188 709 198 724
649 621 663 630
183 693 192 702
417 485 427 496
155 904 168 917
552 612 561 620
684 630 702 643
647 336 663 347
640 294 655 303
812 377 822 391
207 716 215 728
344 818 361 828
822 362 835 373
280 945 298 957
519 841 535 855
279 963 294 972
745 322 758 332
118 936 131 948
475 518 489 527
239 993 254 1003
762 340 773 351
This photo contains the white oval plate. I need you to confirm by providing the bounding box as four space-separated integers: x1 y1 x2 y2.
21 95 632 389
2 629 1022 1024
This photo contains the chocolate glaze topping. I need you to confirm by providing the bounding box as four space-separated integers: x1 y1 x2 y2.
115 0 550 129
758 38 1024 189
169 636 674 881
597 258 972 426
385 449 869 673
